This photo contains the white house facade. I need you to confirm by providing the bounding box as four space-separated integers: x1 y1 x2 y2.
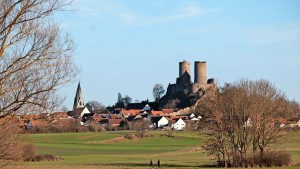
157 116 169 128
80 107 91 117
172 118 186 130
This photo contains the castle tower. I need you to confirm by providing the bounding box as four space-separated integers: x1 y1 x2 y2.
73 82 85 113
179 60 191 77
194 61 207 84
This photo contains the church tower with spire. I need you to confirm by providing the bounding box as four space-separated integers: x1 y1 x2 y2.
73 82 85 117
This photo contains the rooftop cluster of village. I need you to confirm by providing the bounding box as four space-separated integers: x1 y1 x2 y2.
14 102 203 132
10 61 300 132
13 96 300 133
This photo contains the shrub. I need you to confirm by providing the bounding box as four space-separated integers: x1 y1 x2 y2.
21 144 37 162
30 154 63 162
0 122 60 164
105 124 116 131
76 125 90 132
0 123 24 161
247 150 293 167
124 133 136 140
87 125 104 132
260 150 292 167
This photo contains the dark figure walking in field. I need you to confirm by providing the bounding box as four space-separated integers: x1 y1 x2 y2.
150 159 153 169
158 159 160 168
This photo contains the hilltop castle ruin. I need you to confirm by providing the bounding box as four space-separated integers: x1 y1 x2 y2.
166 60 214 96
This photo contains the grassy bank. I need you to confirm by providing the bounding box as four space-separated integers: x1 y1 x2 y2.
7 130 300 169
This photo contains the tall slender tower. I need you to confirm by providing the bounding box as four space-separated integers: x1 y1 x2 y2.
194 61 207 84
179 60 191 77
73 82 85 113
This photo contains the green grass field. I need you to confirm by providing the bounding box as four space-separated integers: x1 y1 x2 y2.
9 130 300 169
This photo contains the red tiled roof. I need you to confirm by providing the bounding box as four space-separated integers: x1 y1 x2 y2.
53 112 68 119
29 120 48 126
20 114 43 120
275 117 287 124
18 119 27 127
170 120 176 124
121 109 141 116
171 116 182 120
162 109 173 114
53 112 67 114
110 114 121 119
151 111 163 116
108 119 123 125
171 116 189 120
93 114 102 121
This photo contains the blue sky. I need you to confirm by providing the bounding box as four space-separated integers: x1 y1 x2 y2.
57 0 300 109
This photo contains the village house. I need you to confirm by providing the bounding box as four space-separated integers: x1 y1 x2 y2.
52 112 69 120
108 119 123 127
151 116 169 128
18 119 28 129
99 119 109 127
190 113 195 119
162 109 180 117
26 120 49 130
190 117 200 121
172 118 186 130
162 109 173 114
92 114 102 122
151 111 164 116
274 118 287 128
120 109 141 118
108 114 122 119
284 118 300 128
141 104 152 111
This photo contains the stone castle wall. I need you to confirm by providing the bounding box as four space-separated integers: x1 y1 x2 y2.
166 60 212 96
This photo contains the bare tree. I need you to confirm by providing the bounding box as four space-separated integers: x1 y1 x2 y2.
153 84 165 101
0 0 78 118
115 93 132 108
196 79 292 167
133 118 149 138
122 95 132 107
86 100 106 114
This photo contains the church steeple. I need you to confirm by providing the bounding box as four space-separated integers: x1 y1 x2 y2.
73 82 85 112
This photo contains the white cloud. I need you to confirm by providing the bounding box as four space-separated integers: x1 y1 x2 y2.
69 1 221 26
119 13 136 22
169 5 222 20
179 6 205 17
72 0 117 18
126 6 221 26
185 6 203 15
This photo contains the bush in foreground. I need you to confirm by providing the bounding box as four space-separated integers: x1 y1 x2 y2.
27 154 64 162
251 150 293 167
0 122 61 165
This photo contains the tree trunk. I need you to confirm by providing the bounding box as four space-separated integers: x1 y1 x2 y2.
259 147 264 167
